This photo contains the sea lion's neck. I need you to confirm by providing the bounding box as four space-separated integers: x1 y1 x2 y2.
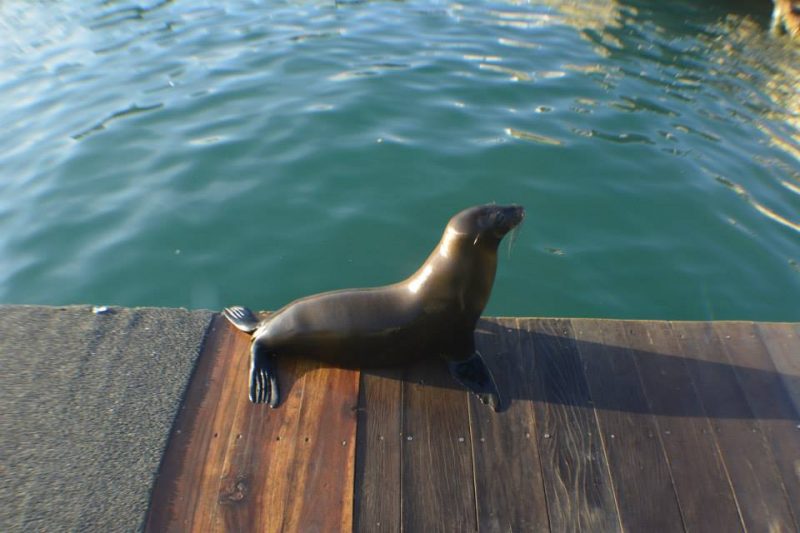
406 228 498 316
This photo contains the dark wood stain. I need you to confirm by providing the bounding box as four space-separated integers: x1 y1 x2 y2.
148 317 799 532
353 367 403 533
401 357 477 532
758 322 800 417
523 318 621 532
468 318 549 532
672 321 796 532
715 322 800 530
622 320 743 532
571 319 684 531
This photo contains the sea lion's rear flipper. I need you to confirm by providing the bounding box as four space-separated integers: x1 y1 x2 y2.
448 352 502 412
223 306 261 333
249 342 279 407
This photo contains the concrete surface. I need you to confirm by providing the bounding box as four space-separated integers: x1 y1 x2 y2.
0 305 213 532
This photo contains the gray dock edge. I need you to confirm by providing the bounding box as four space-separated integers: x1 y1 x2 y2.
0 305 214 532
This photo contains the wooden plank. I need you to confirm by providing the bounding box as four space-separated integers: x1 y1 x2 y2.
570 319 683 531
672 321 795 532
757 322 800 417
714 322 800 531
353 367 403 533
215 356 308 532
145 315 360 532
282 365 360 531
468 318 549 532
622 321 742 532
146 314 244 531
521 318 620 532
401 358 477 531
147 316 798 533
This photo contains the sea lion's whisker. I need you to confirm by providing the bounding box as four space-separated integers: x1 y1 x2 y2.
507 224 521 258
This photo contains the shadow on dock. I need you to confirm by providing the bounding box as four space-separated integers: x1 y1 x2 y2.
147 316 799 532
281 318 799 421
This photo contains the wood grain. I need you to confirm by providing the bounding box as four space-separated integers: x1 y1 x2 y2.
283 364 360 531
401 357 477 532
522 318 620 532
672 321 795 532
215 357 307 532
145 315 360 532
713 322 800 531
571 319 683 531
622 320 742 532
148 317 800 533
468 318 549 532
757 322 800 417
146 315 240 531
353 366 403 533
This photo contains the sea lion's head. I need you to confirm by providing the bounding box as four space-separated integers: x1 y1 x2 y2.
446 204 525 248
414 205 523 413
412 203 525 301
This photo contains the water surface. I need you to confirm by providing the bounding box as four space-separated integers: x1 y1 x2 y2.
1 0 798 320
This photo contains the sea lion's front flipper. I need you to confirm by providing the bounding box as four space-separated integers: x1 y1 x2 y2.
448 352 502 412
249 341 279 407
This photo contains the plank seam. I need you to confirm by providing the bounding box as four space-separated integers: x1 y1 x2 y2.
188 317 234 532
466 390 480 532
211 338 257 531
717 322 800 531
754 323 800 420
623 323 688 532
206 323 248 532
399 370 405 533
667 322 747 532
278 365 310 532
352 372 365 532
569 319 625 533
347 370 361 533
516 317 552 533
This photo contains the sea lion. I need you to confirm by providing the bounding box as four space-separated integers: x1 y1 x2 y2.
223 203 525 412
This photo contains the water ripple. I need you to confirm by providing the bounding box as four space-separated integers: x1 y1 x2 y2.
0 0 798 319
573 128 655 145
72 103 164 140
715 175 800 233
505 127 563 146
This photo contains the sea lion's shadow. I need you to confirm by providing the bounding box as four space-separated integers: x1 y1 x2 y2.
351 320 798 421
274 320 797 420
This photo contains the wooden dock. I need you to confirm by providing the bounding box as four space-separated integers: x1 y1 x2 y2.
146 318 800 532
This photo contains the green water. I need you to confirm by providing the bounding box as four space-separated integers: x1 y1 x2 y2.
1 0 798 320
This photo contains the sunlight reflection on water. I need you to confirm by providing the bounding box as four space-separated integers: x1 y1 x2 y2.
0 0 798 320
